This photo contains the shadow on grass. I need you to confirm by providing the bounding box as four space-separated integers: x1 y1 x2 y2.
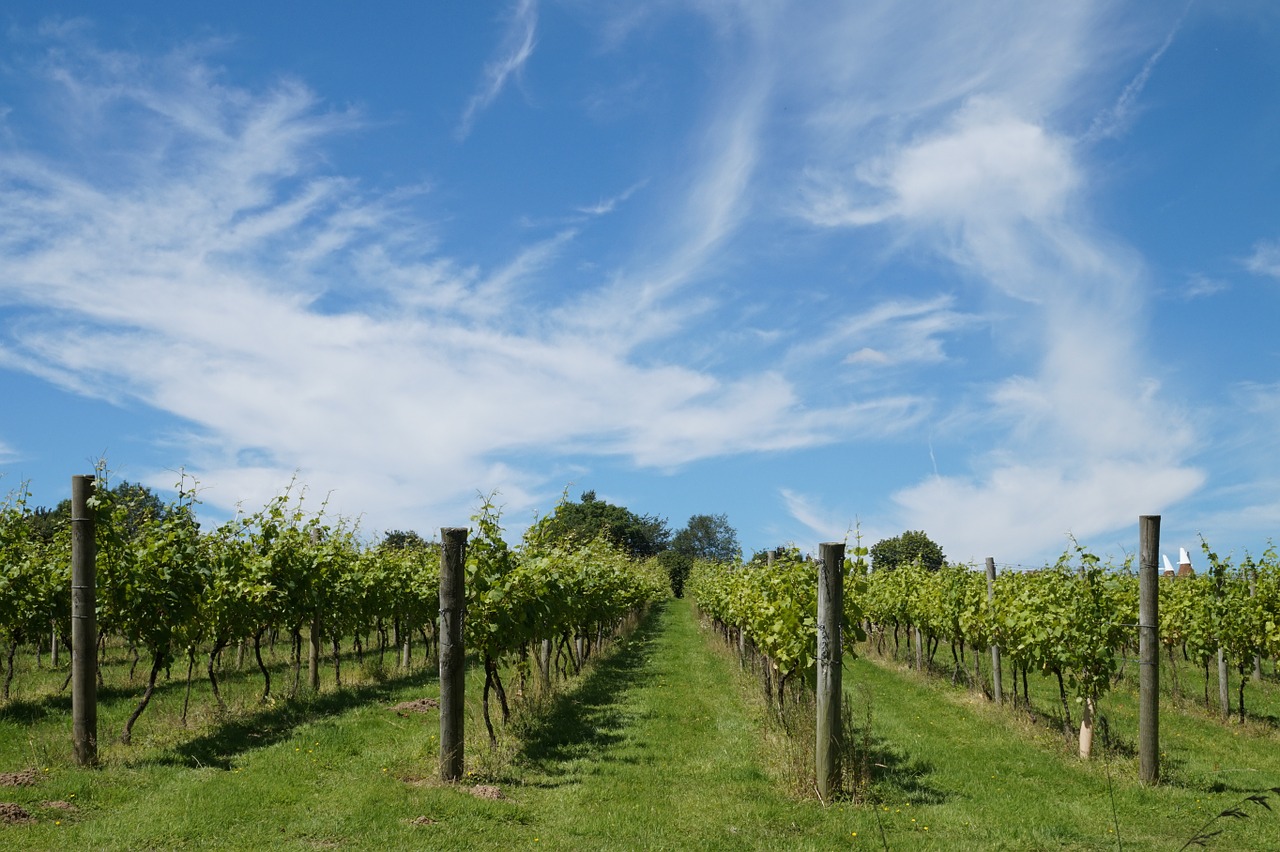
863 736 946 805
0 693 71 724
148 667 440 770
512 603 665 783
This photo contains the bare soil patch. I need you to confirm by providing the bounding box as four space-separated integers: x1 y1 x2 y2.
471 784 503 800
390 697 439 715
0 802 33 824
0 768 40 787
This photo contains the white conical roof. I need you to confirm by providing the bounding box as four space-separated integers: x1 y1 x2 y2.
1163 554 1174 572
1179 547 1192 566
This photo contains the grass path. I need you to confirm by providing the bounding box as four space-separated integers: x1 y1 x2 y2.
6 598 1280 849
495 597 862 850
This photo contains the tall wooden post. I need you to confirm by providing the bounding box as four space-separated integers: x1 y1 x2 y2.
1139 515 1160 785
816 542 844 800
1251 572 1264 680
71 475 97 766
986 557 1002 706
439 527 468 782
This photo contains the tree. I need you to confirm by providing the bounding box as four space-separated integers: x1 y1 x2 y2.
530 491 670 559
380 529 430 551
673 514 739 563
29 479 168 544
870 530 945 573
662 514 740 597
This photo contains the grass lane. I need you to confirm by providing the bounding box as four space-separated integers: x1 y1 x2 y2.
489 597 863 850
7 597 1280 849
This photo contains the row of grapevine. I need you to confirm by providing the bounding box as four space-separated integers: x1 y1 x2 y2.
688 538 1280 756
686 546 867 708
0 476 667 744
461 498 668 739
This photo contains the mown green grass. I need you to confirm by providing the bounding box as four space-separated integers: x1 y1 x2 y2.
4 603 1280 849
844 638 1280 849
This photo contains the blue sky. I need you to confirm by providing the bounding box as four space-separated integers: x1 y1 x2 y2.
2 2 1279 568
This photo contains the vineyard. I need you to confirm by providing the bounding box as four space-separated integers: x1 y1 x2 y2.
0 476 667 747
689 539 1280 743
4 477 1280 848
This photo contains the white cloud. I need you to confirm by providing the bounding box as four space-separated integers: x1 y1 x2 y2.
0 33 882 531
781 6 1203 560
1085 9 1185 142
790 295 978 370
1247 239 1280 280
894 459 1205 565
575 179 648 216
780 487 852 545
457 0 539 140
1182 273 1229 299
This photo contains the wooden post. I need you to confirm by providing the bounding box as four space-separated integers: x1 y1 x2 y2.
309 615 321 693
1217 648 1230 721
71 475 97 766
1251 573 1264 680
986 557 1002 706
439 527 468 782
1139 515 1160 785
816 541 844 800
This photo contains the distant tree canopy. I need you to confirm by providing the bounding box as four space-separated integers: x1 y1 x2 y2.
870 530 946 572
26 479 168 543
379 529 432 551
672 513 739 563
530 490 670 559
661 513 741 597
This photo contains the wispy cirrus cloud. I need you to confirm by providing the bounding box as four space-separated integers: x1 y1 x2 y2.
787 295 979 371
575 179 648 216
457 0 539 141
1247 238 1280 280
780 487 853 544
0 29 883 532
771 3 1202 561
1085 5 1187 142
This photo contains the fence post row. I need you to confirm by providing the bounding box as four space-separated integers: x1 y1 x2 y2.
71 474 98 767
816 541 844 800
439 526 468 782
1138 515 1160 785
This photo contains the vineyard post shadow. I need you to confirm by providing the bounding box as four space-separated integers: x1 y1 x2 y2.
71 474 97 766
1139 515 1160 785
816 541 844 801
439 526 468 782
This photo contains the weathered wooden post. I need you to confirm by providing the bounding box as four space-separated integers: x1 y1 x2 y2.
71 475 97 766
986 557 1003 706
439 527 468 782
1139 515 1160 785
308 528 323 693
816 541 844 800
1251 571 1264 680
